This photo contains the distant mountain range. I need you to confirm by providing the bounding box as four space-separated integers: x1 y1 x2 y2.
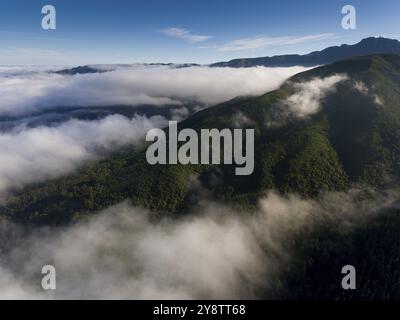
55 65 107 75
55 37 400 74
210 37 400 67
55 63 201 75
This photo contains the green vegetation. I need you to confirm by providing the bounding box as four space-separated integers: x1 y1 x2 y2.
2 54 400 225
2 54 400 300
276 205 400 299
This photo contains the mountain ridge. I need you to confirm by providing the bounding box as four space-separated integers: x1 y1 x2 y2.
54 63 202 75
53 37 400 74
210 36 400 67
3 54 400 225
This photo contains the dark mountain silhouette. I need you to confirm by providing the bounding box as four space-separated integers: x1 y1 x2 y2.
55 65 106 75
55 63 201 75
210 37 400 67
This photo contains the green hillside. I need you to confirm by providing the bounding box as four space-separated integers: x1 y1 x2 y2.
286 205 400 299
2 54 400 225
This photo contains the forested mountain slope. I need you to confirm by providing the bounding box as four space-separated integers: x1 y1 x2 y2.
2 54 400 225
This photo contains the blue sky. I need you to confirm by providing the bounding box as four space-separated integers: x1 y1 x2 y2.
0 0 399 65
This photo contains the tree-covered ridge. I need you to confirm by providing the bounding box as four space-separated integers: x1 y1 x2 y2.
2 54 400 225
277 203 400 300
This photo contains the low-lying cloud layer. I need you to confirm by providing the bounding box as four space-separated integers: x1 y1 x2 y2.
0 64 364 299
0 64 309 195
0 188 397 299
0 65 309 116
0 114 167 194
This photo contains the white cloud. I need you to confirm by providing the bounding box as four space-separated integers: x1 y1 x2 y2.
0 188 395 299
374 95 383 105
231 111 253 128
353 80 369 94
0 65 68 76
215 33 336 52
0 64 311 195
353 80 384 106
0 192 314 299
161 27 213 43
0 65 310 116
285 74 348 117
269 74 348 125
0 114 167 194
170 106 190 121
